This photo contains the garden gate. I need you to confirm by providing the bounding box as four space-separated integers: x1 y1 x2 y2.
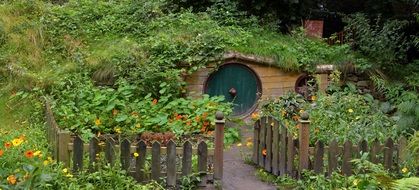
252 113 408 178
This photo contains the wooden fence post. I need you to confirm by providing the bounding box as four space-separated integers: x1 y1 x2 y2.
214 111 225 182
57 130 71 168
298 111 310 177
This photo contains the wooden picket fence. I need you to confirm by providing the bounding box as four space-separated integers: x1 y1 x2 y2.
44 98 226 188
252 114 408 178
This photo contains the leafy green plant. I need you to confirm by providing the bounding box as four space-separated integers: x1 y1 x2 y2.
178 172 204 190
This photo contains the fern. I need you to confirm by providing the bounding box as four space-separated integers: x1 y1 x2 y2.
392 177 419 190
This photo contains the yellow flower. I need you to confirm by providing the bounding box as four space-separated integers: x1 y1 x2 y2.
135 123 141 128
47 157 53 162
281 110 287 117
299 109 304 113
95 118 101 126
62 168 68 173
43 160 49 166
133 152 139 157
348 109 354 113
353 179 359 186
66 173 73 178
246 142 253 147
236 143 242 147
402 167 408 173
12 138 23 146
33 150 42 157
311 96 317 101
114 127 121 134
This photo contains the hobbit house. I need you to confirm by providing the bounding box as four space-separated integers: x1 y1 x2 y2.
185 52 332 116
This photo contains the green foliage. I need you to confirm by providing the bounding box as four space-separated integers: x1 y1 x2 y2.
255 154 399 190
260 90 399 144
406 132 419 169
178 172 204 190
345 13 412 73
51 73 232 139
309 92 398 143
53 164 164 190
393 177 419 190
224 127 241 146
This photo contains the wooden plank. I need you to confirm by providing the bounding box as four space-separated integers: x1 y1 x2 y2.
313 141 324 174
72 136 84 172
370 139 380 164
286 132 295 176
271 119 279 175
89 137 99 172
151 142 161 181
253 120 260 164
214 113 225 181
298 120 310 174
53 125 58 160
182 141 193 176
279 122 287 176
258 117 267 167
198 141 208 173
383 138 394 170
397 137 407 166
105 138 116 166
328 140 338 176
136 140 147 182
166 140 177 187
198 141 208 187
265 117 273 172
342 140 352 176
121 139 131 171
58 131 71 168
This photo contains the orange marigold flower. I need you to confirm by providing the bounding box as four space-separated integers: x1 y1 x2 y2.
25 150 34 158
262 148 267 156
200 126 206 133
7 175 17 185
176 114 183 120
0 149 3 157
4 142 12 148
203 121 209 126
202 112 208 119
195 116 201 122
207 131 214 135
292 115 300 121
251 112 260 120
152 99 158 105
186 120 191 126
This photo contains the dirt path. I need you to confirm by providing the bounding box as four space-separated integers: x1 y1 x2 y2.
221 123 276 190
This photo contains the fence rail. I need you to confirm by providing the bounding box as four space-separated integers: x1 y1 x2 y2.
44 98 225 187
253 113 407 178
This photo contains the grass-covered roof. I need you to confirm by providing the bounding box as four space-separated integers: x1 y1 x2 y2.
0 0 356 91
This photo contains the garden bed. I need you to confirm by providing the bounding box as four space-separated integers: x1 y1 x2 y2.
44 97 225 187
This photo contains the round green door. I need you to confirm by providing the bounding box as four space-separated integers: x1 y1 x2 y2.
205 63 261 116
